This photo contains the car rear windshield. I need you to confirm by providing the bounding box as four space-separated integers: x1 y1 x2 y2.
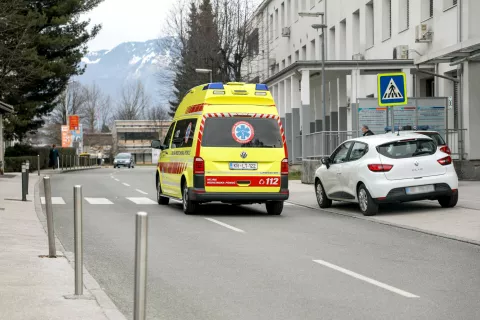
416 132 446 146
202 117 283 148
377 139 437 159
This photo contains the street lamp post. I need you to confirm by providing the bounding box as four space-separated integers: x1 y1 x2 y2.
299 12 327 156
195 68 213 83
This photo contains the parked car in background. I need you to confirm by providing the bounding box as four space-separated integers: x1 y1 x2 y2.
314 133 459 216
113 153 135 168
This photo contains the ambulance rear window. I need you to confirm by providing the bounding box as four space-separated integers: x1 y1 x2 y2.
202 117 283 148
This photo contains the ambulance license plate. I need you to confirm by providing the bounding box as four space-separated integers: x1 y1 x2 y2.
229 162 258 170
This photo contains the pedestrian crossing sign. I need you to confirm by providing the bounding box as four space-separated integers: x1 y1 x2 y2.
377 72 407 106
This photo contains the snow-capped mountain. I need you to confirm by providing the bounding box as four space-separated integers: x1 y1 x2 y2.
78 37 176 108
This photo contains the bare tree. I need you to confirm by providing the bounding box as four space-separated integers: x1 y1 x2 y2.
49 81 87 126
146 105 170 141
99 95 113 132
115 81 150 120
82 83 110 133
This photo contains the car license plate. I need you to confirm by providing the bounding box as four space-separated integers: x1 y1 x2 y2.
229 162 258 170
405 185 435 195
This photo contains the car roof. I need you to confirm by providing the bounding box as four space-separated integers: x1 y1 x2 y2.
352 132 434 145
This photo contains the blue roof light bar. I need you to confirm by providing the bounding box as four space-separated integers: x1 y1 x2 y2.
203 83 225 90
255 84 269 91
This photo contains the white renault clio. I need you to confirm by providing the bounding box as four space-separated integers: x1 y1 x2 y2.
314 132 459 216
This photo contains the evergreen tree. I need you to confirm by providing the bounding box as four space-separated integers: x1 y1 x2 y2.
1 0 103 140
168 0 221 117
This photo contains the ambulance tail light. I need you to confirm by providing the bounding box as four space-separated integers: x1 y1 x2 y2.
281 158 289 175
194 157 205 174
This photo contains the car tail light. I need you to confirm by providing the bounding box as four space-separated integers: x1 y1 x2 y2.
440 145 451 154
438 156 452 166
193 157 204 174
281 158 289 175
368 164 393 172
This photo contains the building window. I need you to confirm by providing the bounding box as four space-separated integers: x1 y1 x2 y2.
295 50 299 61
247 28 259 58
366 1 374 48
329 26 336 59
288 55 292 65
269 14 274 41
281 3 285 29
421 0 433 20
275 9 279 38
310 39 316 60
382 0 392 40
444 0 458 9
352 10 360 54
294 0 299 20
301 45 307 60
339 19 346 60
399 0 410 31
281 59 286 69
287 0 291 26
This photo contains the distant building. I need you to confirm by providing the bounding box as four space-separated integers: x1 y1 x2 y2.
83 133 114 161
112 120 172 164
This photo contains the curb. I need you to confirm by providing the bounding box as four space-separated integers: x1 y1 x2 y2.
34 175 127 320
286 199 480 247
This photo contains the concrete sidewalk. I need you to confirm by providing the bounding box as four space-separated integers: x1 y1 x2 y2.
0 173 126 320
288 180 480 245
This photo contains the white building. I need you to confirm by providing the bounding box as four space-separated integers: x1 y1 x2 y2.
245 0 480 176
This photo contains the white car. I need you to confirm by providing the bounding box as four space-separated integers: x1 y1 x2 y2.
314 132 459 216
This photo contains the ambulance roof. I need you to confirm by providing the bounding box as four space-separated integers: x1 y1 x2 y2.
174 83 277 119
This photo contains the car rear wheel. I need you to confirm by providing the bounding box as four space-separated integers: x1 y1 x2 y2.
438 192 458 208
266 201 283 215
182 184 198 215
357 184 378 216
156 179 169 205
315 180 332 208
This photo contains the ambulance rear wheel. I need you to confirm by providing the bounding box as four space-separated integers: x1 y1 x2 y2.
266 201 283 215
182 184 198 215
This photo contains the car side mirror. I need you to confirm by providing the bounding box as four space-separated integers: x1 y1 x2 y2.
321 157 330 169
151 140 162 149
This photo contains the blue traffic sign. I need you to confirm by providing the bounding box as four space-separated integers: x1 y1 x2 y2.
377 73 407 106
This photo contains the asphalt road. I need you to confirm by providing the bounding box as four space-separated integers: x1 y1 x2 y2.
41 167 480 320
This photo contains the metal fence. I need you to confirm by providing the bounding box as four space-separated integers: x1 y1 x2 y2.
295 128 467 161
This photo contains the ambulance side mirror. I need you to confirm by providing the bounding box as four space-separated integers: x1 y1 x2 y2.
151 140 162 150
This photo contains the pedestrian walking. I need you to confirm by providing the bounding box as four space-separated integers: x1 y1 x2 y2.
49 144 59 169
362 125 374 136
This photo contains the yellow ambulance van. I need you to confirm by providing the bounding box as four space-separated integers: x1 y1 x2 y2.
151 82 289 215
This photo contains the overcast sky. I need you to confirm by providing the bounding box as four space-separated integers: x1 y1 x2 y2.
83 0 177 51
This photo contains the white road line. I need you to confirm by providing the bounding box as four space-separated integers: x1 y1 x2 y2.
126 197 157 205
114 179 120 182
205 218 245 233
122 183 130 187
41 197 66 205
313 259 419 298
284 202 297 206
136 189 148 195
84 197 113 205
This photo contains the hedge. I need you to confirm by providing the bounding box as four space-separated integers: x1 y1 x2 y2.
3 145 77 173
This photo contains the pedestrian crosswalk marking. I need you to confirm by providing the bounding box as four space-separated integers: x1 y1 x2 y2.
382 78 404 100
41 197 66 205
126 197 157 205
84 198 113 205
